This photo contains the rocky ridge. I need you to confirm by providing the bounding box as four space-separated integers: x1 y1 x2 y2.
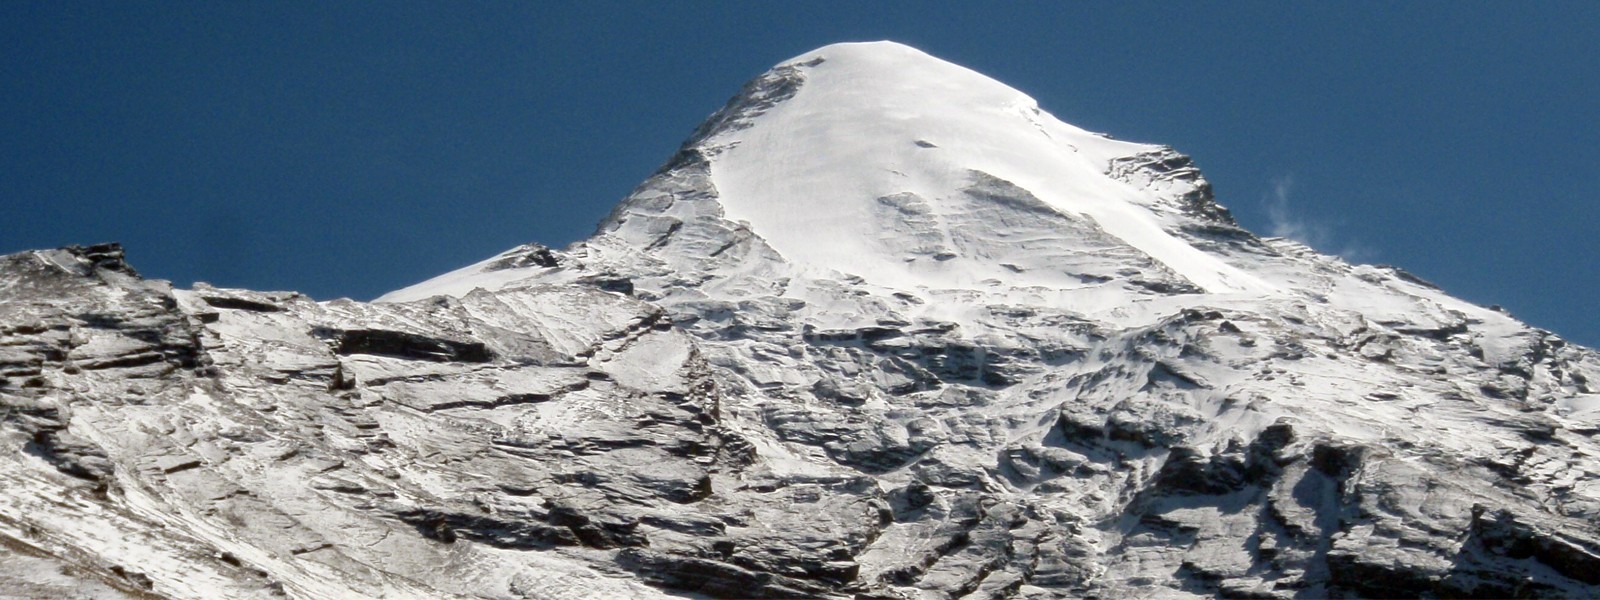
5 42 1600 599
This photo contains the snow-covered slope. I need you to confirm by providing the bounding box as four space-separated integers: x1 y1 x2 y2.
8 42 1600 599
386 42 1272 305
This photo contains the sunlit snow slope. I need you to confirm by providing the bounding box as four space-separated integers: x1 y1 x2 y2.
707 43 1272 294
384 42 1273 304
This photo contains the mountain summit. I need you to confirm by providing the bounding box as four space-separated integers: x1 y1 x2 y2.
647 41 1263 293
387 41 1267 301
6 42 1600 599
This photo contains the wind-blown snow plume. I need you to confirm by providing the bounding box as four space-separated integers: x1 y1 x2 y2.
1264 174 1373 261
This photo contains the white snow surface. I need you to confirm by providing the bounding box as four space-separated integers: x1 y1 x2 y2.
707 42 1272 294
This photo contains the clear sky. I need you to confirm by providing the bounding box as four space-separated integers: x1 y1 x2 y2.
5 2 1597 347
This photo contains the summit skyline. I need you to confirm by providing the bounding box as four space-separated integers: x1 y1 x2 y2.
4 3 1597 346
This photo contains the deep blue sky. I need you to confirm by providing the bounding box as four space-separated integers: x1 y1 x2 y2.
5 3 1597 347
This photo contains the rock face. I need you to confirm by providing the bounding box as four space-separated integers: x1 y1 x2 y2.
5 42 1600 599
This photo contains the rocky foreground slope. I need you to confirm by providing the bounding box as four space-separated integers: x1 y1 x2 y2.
5 42 1600 599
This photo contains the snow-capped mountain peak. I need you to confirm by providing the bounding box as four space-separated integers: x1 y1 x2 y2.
698 41 1274 294
385 40 1274 305
9 42 1600 600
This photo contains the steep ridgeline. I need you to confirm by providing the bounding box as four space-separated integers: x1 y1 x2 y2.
6 42 1600 599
